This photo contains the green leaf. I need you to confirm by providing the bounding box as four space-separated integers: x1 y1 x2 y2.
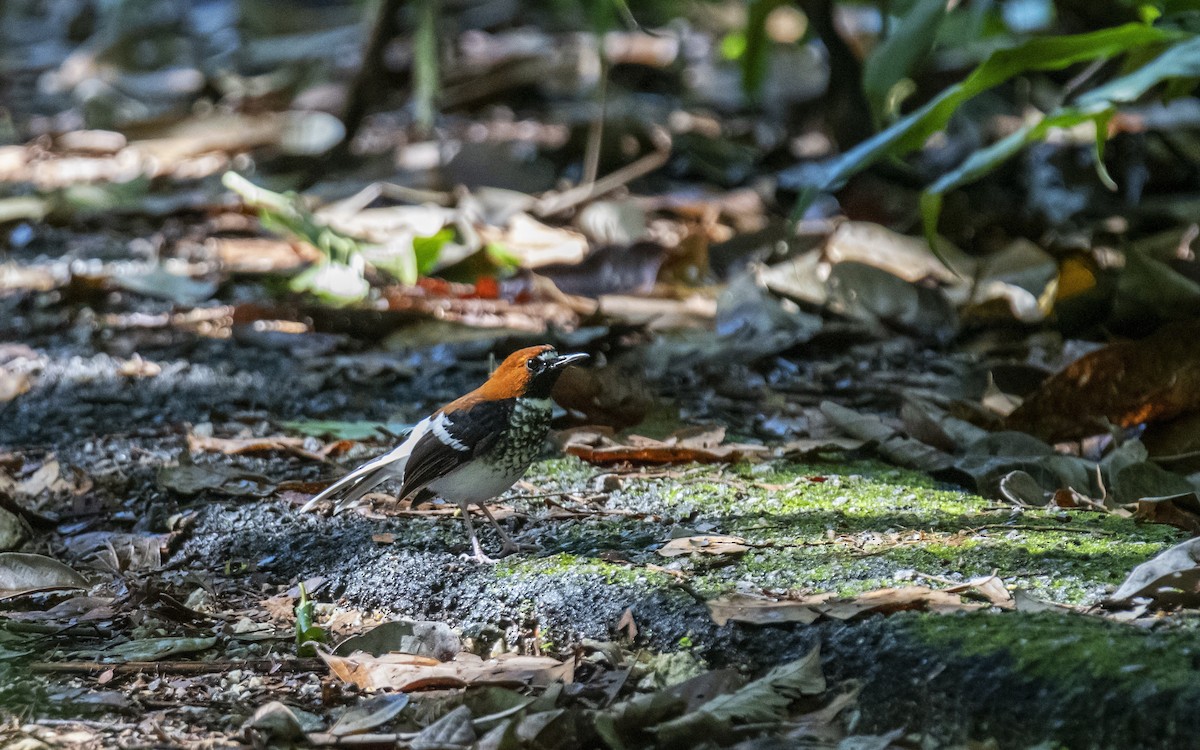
295 582 326 657
1076 35 1200 106
414 227 455 276
862 0 949 122
920 33 1200 240
784 22 1180 213
919 106 1111 244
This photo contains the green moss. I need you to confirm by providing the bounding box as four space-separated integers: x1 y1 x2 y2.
511 458 1183 606
497 552 664 586
911 611 1200 692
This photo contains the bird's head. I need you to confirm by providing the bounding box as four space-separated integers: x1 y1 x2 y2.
484 345 589 399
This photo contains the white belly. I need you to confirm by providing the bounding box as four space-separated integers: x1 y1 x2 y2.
425 458 527 504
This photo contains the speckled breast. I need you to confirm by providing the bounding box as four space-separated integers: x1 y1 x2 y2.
487 397 552 475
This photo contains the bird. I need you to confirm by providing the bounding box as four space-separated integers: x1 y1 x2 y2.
299 345 588 562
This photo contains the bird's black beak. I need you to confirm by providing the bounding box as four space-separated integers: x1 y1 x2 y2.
550 352 589 370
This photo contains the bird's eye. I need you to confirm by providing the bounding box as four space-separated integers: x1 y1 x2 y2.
526 359 537 371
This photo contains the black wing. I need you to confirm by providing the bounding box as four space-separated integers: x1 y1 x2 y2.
398 398 513 499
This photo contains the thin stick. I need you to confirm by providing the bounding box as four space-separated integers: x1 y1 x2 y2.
534 127 670 217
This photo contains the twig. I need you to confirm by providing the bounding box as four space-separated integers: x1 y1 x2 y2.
30 658 324 675
967 523 1115 535
307 731 418 747
534 126 671 217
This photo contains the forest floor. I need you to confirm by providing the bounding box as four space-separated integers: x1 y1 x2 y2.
3 299 1199 749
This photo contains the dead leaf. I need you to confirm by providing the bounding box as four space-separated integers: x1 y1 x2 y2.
212 237 310 273
0 553 89 600
562 426 768 466
333 620 460 661
186 432 340 462
823 221 976 287
658 535 749 558
708 586 991 627
104 636 218 662
1107 537 1200 608
1007 320 1200 441
158 461 274 497
1135 493 1200 535
329 693 411 737
320 650 571 692
478 213 589 268
820 402 954 472
617 608 638 640
242 701 305 742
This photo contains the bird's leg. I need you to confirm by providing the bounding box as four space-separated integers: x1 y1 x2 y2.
478 503 522 556
459 501 498 564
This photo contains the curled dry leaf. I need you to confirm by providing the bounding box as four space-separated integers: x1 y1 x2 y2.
319 650 572 692
562 426 769 466
1107 537 1200 608
658 535 749 558
1007 320 1200 441
329 693 411 737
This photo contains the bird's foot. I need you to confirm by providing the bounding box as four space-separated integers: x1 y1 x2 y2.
499 539 538 556
461 550 501 565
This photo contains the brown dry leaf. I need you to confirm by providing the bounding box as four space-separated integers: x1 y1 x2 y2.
944 575 1014 608
617 607 638 639
658 535 749 558
187 432 344 462
1007 320 1200 441
708 586 989 627
562 426 768 466
319 650 572 692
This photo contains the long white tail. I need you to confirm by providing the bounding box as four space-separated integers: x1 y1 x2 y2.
299 421 425 514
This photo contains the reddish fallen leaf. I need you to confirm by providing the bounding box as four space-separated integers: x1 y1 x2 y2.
1007 321 1200 441
562 426 768 466
319 650 571 692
